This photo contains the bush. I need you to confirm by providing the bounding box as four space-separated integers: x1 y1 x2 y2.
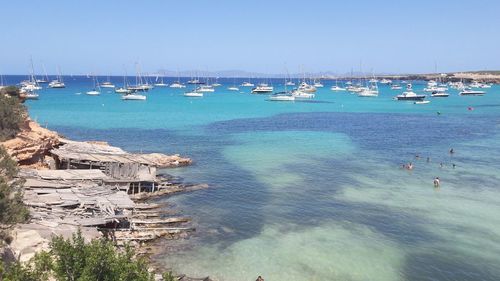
0 146 29 226
2 230 157 281
0 91 25 141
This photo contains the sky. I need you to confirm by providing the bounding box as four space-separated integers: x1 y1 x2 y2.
1 0 499 75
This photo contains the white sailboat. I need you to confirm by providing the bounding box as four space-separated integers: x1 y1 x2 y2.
86 75 101 95
100 75 115 88
330 79 346 91
122 93 146 100
154 72 168 87
48 67 66 88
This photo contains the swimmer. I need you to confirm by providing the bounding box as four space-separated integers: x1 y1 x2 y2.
433 177 440 188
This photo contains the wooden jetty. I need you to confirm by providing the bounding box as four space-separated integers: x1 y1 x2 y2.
12 140 207 258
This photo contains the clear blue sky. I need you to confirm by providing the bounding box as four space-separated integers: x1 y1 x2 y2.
2 0 499 75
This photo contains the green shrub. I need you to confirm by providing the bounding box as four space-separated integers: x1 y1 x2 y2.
0 92 25 141
0 146 29 226
2 230 158 281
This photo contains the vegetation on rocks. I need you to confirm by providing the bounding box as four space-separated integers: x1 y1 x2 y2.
1 230 161 281
0 87 25 142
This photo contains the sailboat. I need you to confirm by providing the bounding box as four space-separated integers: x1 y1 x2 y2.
36 64 49 83
268 76 295 101
86 75 101 95
154 72 168 87
357 76 379 97
115 72 131 94
100 75 115 88
330 79 346 91
122 92 146 100
227 77 239 91
48 67 66 88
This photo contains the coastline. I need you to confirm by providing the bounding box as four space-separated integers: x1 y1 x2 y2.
1 115 211 280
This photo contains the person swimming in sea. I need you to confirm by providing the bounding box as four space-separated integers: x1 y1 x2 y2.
407 162 413 170
433 177 440 188
449 148 454 154
426 157 430 163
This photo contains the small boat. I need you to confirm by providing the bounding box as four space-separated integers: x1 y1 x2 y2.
240 81 254 87
414 100 430 104
460 88 486 96
330 85 346 91
86 90 100 96
268 92 295 101
169 82 186 88
251 83 274 94
48 80 65 88
86 75 101 95
313 81 324 88
285 81 296 86
228 86 240 91
357 89 378 97
187 79 203 84
184 91 203 97
154 73 168 87
431 91 449 97
196 85 215 92
380 78 392 84
122 93 146 100
25 91 39 100
292 90 314 99
115 87 131 94
101 76 115 88
391 83 402 90
395 84 426 101
298 82 317 93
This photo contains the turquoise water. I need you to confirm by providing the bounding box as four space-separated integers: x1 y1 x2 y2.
15 75 500 280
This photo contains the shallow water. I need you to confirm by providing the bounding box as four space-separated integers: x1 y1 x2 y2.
15 75 500 280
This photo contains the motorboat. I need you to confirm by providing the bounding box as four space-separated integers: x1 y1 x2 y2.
414 100 430 104
395 84 426 101
170 82 186 88
154 82 168 87
292 89 314 99
460 88 485 96
187 79 203 84
240 81 255 87
380 78 392 84
298 82 317 93
431 91 449 97
228 86 240 91
313 81 324 88
85 90 100 96
115 87 131 94
196 85 215 92
100 81 115 88
184 91 203 97
285 81 296 86
25 91 39 100
357 89 378 97
268 92 295 101
251 84 274 94
391 84 402 90
48 80 65 88
330 85 346 91
122 93 146 100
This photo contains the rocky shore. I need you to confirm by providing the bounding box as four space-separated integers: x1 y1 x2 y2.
0 116 212 280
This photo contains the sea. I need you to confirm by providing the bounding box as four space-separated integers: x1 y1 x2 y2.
9 75 500 281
